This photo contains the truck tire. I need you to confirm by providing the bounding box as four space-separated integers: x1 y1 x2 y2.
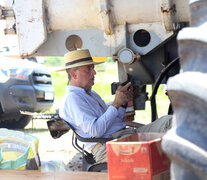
0 115 32 129
162 1 207 179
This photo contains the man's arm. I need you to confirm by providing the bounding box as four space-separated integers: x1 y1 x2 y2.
62 93 120 138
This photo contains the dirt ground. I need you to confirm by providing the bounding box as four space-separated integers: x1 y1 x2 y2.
23 119 82 171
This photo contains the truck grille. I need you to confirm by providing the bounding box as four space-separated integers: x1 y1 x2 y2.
32 72 52 85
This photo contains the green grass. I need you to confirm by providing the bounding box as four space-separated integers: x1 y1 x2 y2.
45 56 65 66
92 62 118 102
45 58 170 122
50 71 68 111
134 85 170 124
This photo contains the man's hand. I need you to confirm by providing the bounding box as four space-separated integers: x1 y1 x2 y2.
112 82 133 109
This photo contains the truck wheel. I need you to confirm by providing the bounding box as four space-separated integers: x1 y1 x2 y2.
15 115 32 129
0 115 32 129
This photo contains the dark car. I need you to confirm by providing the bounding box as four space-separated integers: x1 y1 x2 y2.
0 56 54 129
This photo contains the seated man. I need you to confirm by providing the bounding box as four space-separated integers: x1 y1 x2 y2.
58 49 172 163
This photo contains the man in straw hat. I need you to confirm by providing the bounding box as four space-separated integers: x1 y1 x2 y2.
58 49 172 163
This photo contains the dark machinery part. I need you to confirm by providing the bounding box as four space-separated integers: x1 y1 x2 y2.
111 75 148 110
111 75 133 95
150 57 179 121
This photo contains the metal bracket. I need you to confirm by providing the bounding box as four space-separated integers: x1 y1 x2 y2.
99 0 113 35
160 0 176 31
14 0 47 58
0 5 14 19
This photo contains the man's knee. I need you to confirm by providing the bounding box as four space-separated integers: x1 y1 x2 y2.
155 115 173 132
137 115 173 133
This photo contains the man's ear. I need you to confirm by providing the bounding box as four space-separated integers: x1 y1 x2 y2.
70 70 77 79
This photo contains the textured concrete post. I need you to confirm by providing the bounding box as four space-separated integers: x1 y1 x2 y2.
162 0 207 180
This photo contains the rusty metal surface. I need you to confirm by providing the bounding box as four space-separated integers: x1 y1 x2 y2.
0 7 13 19
160 0 176 31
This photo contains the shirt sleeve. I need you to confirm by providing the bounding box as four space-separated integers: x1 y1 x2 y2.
117 107 126 122
65 93 119 138
92 90 126 121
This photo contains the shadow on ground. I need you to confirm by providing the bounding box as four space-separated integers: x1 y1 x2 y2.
67 152 82 171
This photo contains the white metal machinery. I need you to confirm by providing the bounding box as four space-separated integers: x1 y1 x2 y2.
0 0 189 57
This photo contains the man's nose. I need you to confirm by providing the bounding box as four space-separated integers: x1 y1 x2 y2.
92 68 96 75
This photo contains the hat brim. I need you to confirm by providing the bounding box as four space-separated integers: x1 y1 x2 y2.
54 61 104 72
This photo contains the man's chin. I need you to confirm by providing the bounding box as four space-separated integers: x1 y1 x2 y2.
90 80 95 85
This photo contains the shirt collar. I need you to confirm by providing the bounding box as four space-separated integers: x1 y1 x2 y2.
68 85 92 94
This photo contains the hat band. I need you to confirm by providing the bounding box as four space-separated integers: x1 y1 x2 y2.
65 57 92 66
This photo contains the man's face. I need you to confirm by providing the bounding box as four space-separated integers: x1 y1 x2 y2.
75 64 96 91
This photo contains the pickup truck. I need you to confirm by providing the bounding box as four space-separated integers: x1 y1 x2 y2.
0 56 54 129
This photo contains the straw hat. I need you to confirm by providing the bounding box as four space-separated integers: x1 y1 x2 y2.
56 49 105 71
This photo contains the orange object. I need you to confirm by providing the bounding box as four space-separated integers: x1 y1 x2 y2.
106 133 170 180
123 100 135 122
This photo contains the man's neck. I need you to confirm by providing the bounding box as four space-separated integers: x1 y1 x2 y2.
70 81 90 94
